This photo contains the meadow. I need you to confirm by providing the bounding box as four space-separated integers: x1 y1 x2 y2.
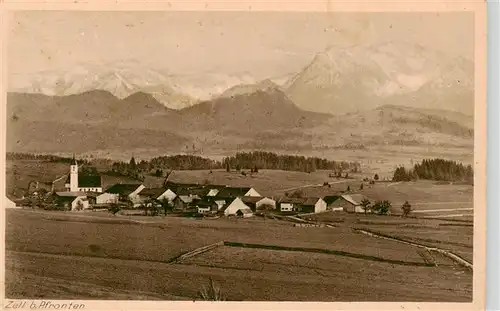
6 209 473 301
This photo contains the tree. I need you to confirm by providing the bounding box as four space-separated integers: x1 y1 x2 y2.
401 201 412 217
372 200 391 215
154 169 163 177
161 198 173 215
360 199 371 214
129 157 137 170
374 174 379 181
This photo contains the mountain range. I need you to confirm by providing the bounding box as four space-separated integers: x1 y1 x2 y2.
9 42 474 116
6 41 474 157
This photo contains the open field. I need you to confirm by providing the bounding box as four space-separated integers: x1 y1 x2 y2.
6 209 473 301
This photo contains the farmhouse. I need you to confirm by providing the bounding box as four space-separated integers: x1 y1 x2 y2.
173 195 198 210
277 197 304 212
95 192 119 205
140 187 177 203
297 197 327 214
328 194 369 213
223 197 254 217
64 158 103 193
196 200 219 215
217 187 261 198
54 192 90 211
104 183 145 207
241 196 276 212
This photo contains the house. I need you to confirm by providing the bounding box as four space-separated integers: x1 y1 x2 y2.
95 192 119 205
196 200 219 214
104 183 145 207
223 197 253 217
241 196 276 212
139 187 177 203
54 192 90 211
297 197 327 214
277 197 304 212
216 187 261 199
324 195 342 211
173 195 197 210
236 208 254 218
64 157 103 193
328 194 369 213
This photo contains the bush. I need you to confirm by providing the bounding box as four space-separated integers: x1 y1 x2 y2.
372 200 391 215
108 204 121 215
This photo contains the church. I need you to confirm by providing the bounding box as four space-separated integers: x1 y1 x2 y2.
64 157 103 193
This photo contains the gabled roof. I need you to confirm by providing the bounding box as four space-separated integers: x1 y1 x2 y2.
105 183 143 195
65 174 102 187
176 187 210 196
176 195 195 204
324 195 341 205
140 187 169 198
341 194 367 206
241 196 264 204
301 197 323 206
217 187 253 198
277 197 305 204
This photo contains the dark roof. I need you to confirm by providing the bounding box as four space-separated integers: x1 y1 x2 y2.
164 182 202 190
105 183 142 195
277 197 305 204
241 196 265 204
324 195 341 205
217 187 252 198
176 187 209 196
301 197 322 206
341 194 368 206
78 175 102 187
140 187 168 198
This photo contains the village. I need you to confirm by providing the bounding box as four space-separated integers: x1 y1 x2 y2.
9 156 389 219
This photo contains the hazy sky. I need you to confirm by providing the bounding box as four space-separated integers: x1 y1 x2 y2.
8 11 474 79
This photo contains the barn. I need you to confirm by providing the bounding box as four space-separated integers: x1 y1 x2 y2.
241 196 276 212
298 197 327 214
223 197 254 217
328 194 369 213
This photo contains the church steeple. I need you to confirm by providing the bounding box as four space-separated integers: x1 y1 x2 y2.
70 154 79 192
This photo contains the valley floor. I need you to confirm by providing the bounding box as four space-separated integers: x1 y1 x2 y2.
6 209 473 302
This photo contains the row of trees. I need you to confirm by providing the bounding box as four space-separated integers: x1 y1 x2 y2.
6 152 91 165
392 158 473 183
222 151 361 173
9 151 361 175
360 199 412 217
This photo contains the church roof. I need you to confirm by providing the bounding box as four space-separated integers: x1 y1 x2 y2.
78 175 102 188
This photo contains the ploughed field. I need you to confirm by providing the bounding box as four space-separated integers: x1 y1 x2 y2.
6 209 472 301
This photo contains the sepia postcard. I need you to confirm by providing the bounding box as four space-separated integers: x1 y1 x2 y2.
0 1 487 310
